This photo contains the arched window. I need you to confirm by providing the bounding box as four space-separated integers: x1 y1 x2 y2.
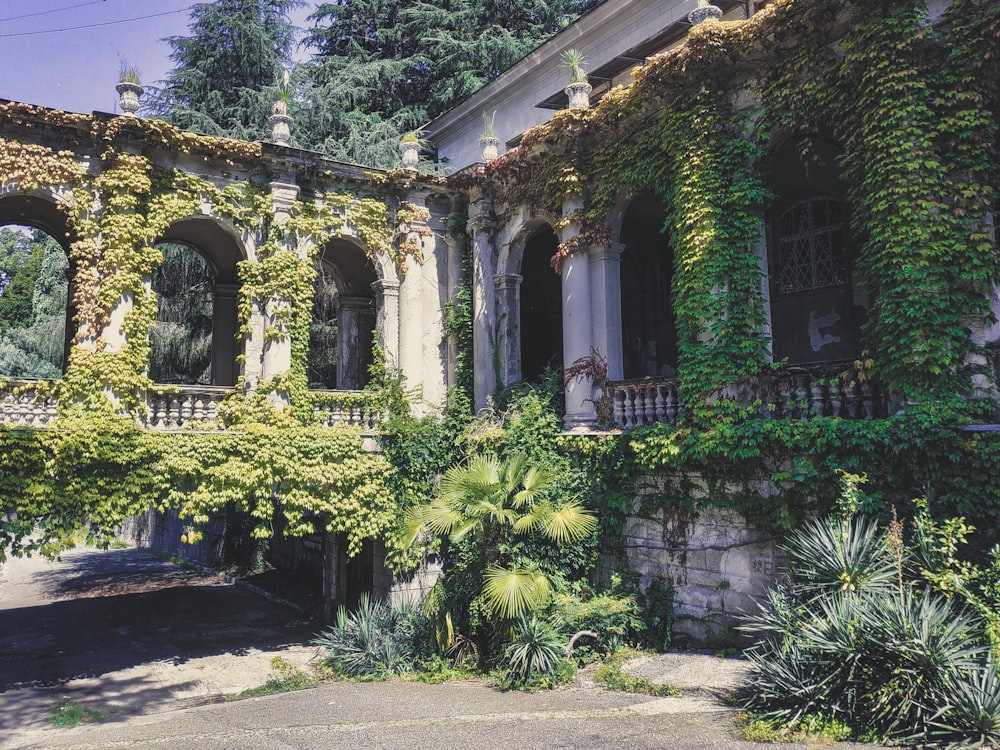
309 239 376 391
767 138 862 365
150 242 216 385
0 225 69 378
619 195 677 379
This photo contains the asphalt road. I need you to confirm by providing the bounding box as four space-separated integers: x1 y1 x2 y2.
0 546 880 750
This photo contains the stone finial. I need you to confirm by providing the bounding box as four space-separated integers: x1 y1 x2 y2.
116 82 143 117
479 135 500 161
400 134 420 169
270 71 293 146
688 0 723 25
565 82 592 110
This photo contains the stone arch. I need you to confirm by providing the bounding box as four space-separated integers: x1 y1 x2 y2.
765 135 864 365
618 193 677 379
505 216 562 384
155 215 247 386
311 237 379 390
0 191 76 377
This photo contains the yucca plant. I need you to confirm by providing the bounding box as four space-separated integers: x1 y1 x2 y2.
313 594 430 678
504 614 566 683
741 512 998 746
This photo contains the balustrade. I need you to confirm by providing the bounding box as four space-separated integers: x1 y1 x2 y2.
0 381 384 432
609 363 887 429
311 390 384 431
0 380 58 428
146 386 232 430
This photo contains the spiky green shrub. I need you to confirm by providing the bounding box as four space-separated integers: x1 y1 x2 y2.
500 614 573 688
313 594 430 678
740 514 1000 747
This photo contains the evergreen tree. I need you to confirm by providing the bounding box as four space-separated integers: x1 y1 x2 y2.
298 0 602 168
153 0 303 140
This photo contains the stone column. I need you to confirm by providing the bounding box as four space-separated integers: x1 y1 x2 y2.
560 198 596 430
468 190 496 411
337 296 374 390
372 278 400 371
588 242 624 381
443 231 464 389
494 272 523 387
397 266 423 410
212 283 239 387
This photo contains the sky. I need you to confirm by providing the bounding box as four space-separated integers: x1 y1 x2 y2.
0 0 318 115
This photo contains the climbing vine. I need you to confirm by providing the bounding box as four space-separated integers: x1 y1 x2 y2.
0 105 425 561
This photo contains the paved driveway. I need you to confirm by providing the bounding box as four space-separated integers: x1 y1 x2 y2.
0 546 879 750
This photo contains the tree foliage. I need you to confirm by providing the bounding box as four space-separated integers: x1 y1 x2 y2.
152 0 303 140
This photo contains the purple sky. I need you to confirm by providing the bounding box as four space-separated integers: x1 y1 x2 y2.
0 0 317 115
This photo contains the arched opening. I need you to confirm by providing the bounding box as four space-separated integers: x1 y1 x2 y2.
519 225 563 383
310 239 377 390
155 217 244 387
0 195 74 379
619 195 677 379
150 242 216 385
767 137 862 365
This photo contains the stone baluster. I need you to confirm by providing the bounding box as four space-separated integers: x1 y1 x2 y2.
613 389 625 428
795 374 809 420
810 378 825 416
862 382 875 420
654 385 666 423
829 380 843 418
665 386 678 425
641 386 654 424
623 386 636 427
845 383 860 418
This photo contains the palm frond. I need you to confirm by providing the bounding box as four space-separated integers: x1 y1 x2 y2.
483 565 552 619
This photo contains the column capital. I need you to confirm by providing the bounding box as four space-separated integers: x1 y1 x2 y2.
372 279 400 297
494 273 523 291
588 242 625 261
270 181 300 215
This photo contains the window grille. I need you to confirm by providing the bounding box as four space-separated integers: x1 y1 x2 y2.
775 198 847 295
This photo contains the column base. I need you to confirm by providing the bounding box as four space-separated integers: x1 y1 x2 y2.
563 412 598 432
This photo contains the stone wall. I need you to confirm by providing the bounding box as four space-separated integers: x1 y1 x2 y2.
119 507 226 567
597 476 787 643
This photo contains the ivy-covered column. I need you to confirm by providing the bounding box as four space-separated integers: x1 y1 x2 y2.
588 242 624 381
257 181 301 398
494 272 523 386
372 278 400 370
560 197 596 430
467 189 497 410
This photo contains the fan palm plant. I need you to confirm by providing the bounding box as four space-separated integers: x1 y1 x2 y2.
402 453 596 621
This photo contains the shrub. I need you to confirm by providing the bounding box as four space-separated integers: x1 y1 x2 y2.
313 594 430 678
502 614 567 685
740 513 1000 747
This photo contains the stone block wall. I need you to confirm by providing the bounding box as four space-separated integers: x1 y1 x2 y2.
596 475 787 643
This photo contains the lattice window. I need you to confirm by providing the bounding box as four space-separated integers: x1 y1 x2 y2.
775 198 847 295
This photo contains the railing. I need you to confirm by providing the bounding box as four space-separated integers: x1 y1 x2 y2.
610 363 888 429
310 390 384 431
0 379 59 428
146 386 233 430
1 380 383 432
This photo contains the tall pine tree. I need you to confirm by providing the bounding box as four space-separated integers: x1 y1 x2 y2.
297 0 601 168
153 0 303 140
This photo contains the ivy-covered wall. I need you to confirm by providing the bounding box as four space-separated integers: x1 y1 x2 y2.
0 101 452 563
477 0 999 405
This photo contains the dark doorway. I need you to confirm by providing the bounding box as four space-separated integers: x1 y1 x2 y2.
620 195 677 379
519 226 563 382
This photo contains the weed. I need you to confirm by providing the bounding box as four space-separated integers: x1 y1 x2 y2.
48 701 103 728
227 656 325 700
594 650 679 697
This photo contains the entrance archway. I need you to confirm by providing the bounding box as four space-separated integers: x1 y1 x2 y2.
519 225 562 383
